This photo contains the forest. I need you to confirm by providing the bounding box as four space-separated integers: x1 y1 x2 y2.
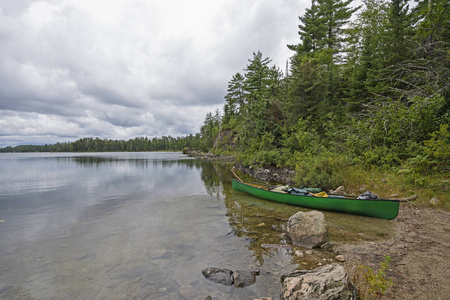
0 135 201 153
2 0 448 197
199 0 449 191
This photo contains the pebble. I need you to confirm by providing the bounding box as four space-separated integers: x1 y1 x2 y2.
178 285 197 299
295 250 304 258
335 255 345 262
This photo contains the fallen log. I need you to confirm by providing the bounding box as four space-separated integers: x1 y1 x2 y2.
397 195 418 202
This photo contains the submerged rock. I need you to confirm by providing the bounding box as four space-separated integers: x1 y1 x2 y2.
202 267 233 286
286 211 328 248
232 270 256 288
202 267 258 288
281 263 356 300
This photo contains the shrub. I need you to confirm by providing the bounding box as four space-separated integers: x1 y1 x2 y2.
353 255 395 299
294 150 353 190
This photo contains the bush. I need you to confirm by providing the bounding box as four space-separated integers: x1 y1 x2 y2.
424 124 450 174
294 150 353 190
353 255 395 299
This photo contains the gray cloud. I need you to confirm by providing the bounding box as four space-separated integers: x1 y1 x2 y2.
0 0 308 147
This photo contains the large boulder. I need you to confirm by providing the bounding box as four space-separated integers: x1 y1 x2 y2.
286 211 328 248
281 263 357 300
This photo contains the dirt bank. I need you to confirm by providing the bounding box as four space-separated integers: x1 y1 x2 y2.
336 204 450 300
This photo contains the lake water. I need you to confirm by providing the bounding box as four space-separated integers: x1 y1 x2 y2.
0 152 394 299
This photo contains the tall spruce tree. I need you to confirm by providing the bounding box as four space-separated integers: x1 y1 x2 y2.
343 0 389 110
384 0 413 67
288 0 326 54
223 72 245 125
243 51 272 101
286 0 358 127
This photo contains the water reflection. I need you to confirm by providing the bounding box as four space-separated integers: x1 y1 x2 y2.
0 153 395 299
199 159 395 270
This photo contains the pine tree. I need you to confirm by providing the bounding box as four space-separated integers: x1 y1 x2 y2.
243 51 272 101
223 72 245 125
286 0 358 125
288 0 326 54
343 0 389 110
384 0 413 66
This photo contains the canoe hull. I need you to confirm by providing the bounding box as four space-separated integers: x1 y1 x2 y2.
232 180 399 220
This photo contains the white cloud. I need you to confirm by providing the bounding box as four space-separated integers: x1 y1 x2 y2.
0 0 309 147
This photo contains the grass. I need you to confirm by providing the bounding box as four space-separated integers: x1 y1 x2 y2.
341 166 449 209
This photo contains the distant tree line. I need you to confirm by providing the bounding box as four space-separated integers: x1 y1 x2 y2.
199 0 449 187
0 135 201 153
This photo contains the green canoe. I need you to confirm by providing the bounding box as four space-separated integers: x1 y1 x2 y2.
232 179 399 220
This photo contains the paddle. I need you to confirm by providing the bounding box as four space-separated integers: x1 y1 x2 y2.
231 167 243 183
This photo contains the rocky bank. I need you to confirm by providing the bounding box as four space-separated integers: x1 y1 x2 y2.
192 154 450 299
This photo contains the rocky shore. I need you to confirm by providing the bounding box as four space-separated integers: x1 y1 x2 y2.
191 153 450 299
236 163 450 300
234 163 296 185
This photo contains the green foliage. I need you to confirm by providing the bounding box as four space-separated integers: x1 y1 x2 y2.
353 255 395 299
294 150 353 190
401 124 450 175
0 135 201 153
243 51 273 101
355 95 446 150
200 110 221 151
424 124 450 161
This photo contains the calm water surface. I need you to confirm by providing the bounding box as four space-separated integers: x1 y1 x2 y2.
0 152 394 299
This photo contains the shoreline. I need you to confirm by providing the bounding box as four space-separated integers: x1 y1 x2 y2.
338 204 450 299
192 152 450 299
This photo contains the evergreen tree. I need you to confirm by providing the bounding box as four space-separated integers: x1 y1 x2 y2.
287 0 358 127
243 51 272 101
223 72 245 125
343 0 389 110
200 111 221 151
288 0 326 54
385 0 412 66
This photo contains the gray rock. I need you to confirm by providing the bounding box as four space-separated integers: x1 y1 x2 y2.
281 263 356 300
430 197 439 205
202 267 233 286
202 267 258 288
286 211 328 248
236 164 295 184
295 250 304 258
232 270 256 288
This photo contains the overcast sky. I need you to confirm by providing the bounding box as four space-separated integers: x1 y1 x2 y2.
0 0 312 147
